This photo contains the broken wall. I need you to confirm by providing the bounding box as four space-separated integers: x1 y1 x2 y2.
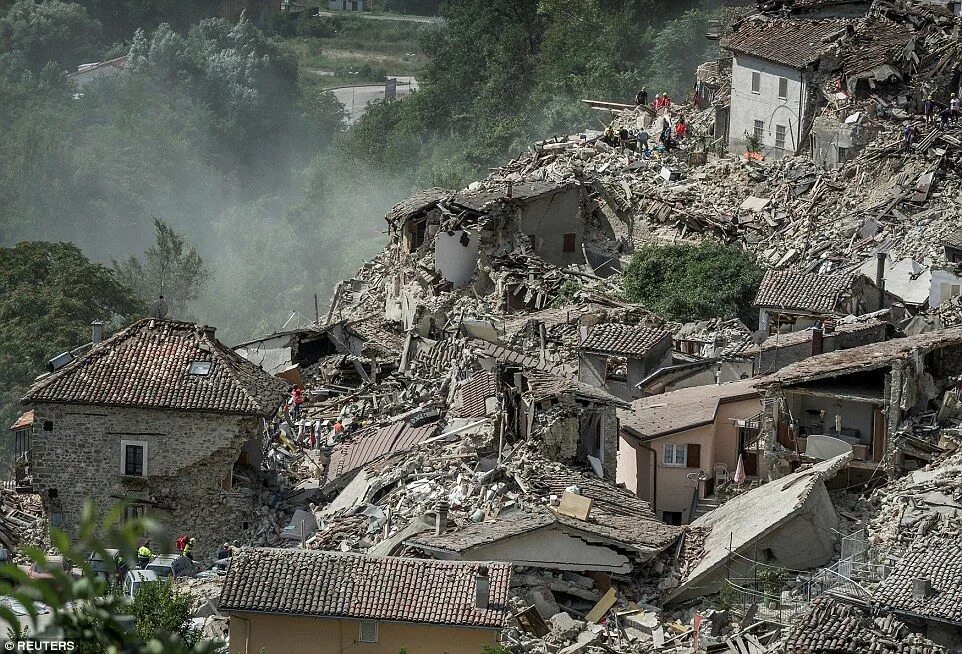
811 113 882 168
467 525 632 574
435 230 480 288
29 403 261 556
517 186 586 267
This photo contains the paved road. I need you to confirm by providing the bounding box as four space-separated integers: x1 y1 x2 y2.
315 10 440 25
329 76 419 124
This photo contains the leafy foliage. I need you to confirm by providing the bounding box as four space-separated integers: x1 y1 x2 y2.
0 501 213 653
0 242 144 440
0 0 103 72
622 242 763 326
113 218 211 320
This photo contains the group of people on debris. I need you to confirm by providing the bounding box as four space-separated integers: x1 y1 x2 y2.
136 535 237 568
902 93 961 152
598 86 688 156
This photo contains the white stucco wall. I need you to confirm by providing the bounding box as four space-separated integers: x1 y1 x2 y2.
729 54 807 158
930 269 962 308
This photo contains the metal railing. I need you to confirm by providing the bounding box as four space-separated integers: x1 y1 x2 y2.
723 576 813 626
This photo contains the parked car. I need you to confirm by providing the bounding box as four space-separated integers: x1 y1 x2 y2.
28 555 71 580
121 569 158 598
145 555 193 580
88 549 128 582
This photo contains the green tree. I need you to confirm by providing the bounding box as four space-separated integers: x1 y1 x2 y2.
622 242 763 326
0 242 144 439
113 217 210 320
0 501 215 653
0 0 104 72
127 579 198 647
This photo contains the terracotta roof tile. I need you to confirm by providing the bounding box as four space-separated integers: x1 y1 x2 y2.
753 269 855 313
384 187 452 226
579 324 670 358
453 371 499 418
323 421 440 488
873 536 962 626
619 380 760 441
784 596 944 654
9 410 33 432
728 18 849 69
21 319 288 416
220 549 510 629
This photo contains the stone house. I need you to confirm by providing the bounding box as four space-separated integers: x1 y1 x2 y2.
745 317 894 374
220 548 510 654
577 323 672 401
726 18 849 158
19 318 289 551
617 380 762 525
754 269 884 334
756 327 962 480
517 370 625 481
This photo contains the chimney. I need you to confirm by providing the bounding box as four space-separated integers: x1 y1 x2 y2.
912 578 932 598
876 252 887 300
823 319 836 335
91 320 104 345
812 321 824 356
475 565 490 610
435 500 449 536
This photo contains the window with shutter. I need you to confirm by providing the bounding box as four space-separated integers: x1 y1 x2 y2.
359 621 378 643
121 440 148 477
687 443 701 468
562 233 576 253
751 72 760 94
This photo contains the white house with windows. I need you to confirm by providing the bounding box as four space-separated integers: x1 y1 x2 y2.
727 18 849 158
19 318 288 552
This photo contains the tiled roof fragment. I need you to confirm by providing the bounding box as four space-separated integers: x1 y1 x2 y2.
579 323 670 358
753 269 855 313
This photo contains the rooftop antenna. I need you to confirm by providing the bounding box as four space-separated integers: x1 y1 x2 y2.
148 295 169 319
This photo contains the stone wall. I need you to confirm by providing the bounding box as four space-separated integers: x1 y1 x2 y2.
28 403 263 559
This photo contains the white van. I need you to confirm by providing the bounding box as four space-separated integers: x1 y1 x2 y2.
122 569 158 598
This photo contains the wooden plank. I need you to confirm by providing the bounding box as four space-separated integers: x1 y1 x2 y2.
585 587 618 623
556 491 592 520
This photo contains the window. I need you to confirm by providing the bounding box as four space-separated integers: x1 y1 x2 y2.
124 504 146 523
662 511 683 526
562 233 576 253
753 120 765 142
359 621 378 643
837 146 848 163
778 77 788 100
751 71 760 94
663 443 687 467
121 440 147 477
188 361 212 376
775 125 787 150
527 233 537 252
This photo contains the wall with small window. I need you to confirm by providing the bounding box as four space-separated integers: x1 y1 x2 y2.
26 402 263 547
516 184 586 267
930 268 962 308
729 53 806 158
229 612 501 654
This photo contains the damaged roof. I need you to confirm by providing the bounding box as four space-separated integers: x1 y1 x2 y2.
469 339 573 376
761 326 962 386
323 420 441 488
873 536 962 626
742 318 890 355
842 18 914 79
453 371 499 418
619 380 760 442
22 318 289 416
384 187 452 226
579 323 671 358
220 548 511 629
10 410 33 431
666 453 851 602
728 18 849 69
753 269 856 313
451 181 574 213
524 370 628 406
783 596 945 654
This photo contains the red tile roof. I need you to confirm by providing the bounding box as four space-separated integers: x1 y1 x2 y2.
22 319 289 416
323 420 440 488
9 410 33 431
220 549 511 629
753 269 855 313
873 536 962 626
453 371 499 418
728 18 849 68
579 323 670 358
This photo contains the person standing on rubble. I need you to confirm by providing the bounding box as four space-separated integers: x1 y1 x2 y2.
903 123 916 152
636 128 650 153
290 385 304 422
137 541 152 569
951 93 960 123
183 537 196 561
923 96 936 125
217 543 232 560
635 87 648 106
674 115 687 140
